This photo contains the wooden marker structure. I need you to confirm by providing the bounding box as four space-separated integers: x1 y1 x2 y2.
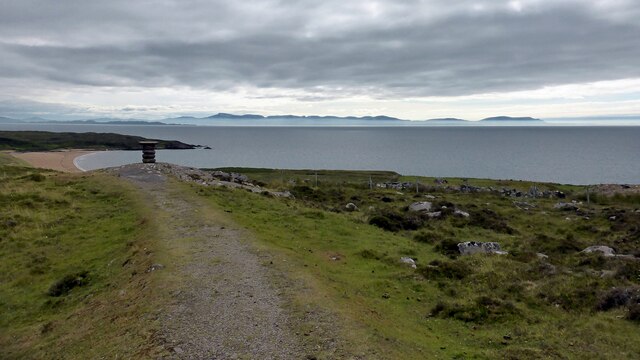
139 141 158 163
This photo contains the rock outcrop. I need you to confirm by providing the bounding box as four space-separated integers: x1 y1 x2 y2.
458 241 508 255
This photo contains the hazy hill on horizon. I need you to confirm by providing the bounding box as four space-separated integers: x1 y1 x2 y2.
0 114 551 126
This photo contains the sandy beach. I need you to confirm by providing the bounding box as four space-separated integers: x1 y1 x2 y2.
10 150 95 173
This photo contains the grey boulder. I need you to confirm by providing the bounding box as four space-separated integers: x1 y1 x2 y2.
409 201 432 212
458 241 508 255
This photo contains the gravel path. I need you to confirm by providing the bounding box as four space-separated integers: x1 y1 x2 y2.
112 164 306 359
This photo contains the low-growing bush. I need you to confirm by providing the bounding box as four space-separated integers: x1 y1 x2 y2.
358 249 385 260
429 296 519 323
534 233 585 255
468 209 515 234
28 173 46 182
419 259 471 280
413 230 444 244
47 271 90 297
596 286 640 311
540 281 602 311
369 215 401 232
368 210 424 232
433 238 460 257
627 303 640 321
614 261 640 282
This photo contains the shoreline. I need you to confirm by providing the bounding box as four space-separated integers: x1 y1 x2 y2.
10 150 97 173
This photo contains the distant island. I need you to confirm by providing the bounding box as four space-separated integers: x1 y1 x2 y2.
0 114 546 126
479 116 542 123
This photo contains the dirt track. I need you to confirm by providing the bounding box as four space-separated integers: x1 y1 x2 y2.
112 163 305 359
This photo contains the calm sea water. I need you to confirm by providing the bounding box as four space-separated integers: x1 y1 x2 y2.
2 123 639 184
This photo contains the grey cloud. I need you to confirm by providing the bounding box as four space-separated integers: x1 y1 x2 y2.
1 1 640 99
0 98 90 119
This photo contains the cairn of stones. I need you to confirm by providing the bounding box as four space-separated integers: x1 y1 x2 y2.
139 141 158 163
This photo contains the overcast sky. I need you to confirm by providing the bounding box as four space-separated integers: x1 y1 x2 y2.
1 0 640 120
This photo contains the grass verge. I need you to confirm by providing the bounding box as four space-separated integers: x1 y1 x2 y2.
0 153 164 359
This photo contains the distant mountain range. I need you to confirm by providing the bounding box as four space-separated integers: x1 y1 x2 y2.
0 114 545 126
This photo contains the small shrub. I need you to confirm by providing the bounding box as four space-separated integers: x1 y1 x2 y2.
534 234 584 255
28 173 46 182
429 296 519 323
614 261 640 282
301 210 326 220
368 210 424 232
47 271 90 297
468 209 514 234
434 238 460 257
526 260 557 279
510 250 538 263
419 259 471 280
596 286 639 311
413 230 443 244
541 281 602 311
627 303 640 321
576 252 609 268
369 215 400 232
358 249 384 260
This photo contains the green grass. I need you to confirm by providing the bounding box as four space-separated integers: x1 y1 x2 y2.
194 168 640 359
0 154 162 359
0 151 30 167
211 167 400 187
2 157 638 358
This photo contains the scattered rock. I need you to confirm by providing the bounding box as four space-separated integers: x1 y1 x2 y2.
147 263 165 272
582 246 616 257
581 246 638 260
173 347 184 354
457 241 508 256
425 195 436 199
554 202 579 210
409 201 432 212
345 203 358 212
382 293 390 299
599 270 616 278
514 201 536 210
536 253 549 260
426 211 442 219
460 184 482 193
400 257 417 269
453 209 470 218
271 190 293 198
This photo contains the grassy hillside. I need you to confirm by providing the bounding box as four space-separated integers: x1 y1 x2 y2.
195 168 640 358
0 130 197 151
0 154 162 359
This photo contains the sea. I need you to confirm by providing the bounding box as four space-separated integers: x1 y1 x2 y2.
2 123 639 185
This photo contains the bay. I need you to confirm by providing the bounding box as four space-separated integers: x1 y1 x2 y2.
2 123 639 184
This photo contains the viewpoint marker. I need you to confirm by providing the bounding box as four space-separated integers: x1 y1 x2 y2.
139 141 158 163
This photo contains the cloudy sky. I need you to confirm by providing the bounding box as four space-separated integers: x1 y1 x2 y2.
1 0 640 121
